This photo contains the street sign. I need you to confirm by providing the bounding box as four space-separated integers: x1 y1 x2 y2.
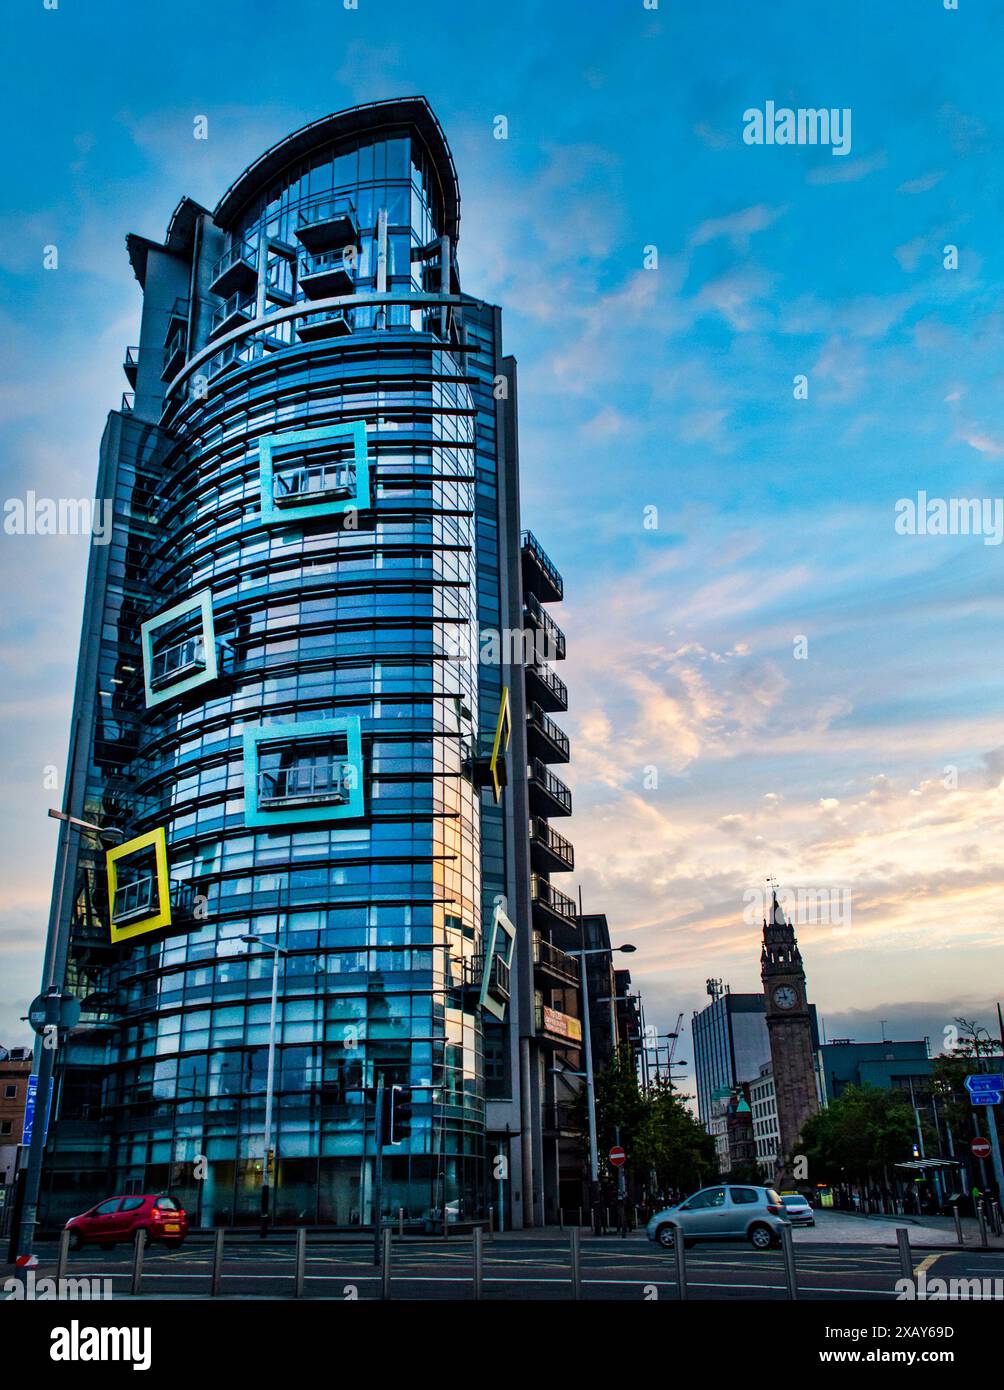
971 1137 992 1160
965 1074 1004 1106
27 992 80 1037
21 1075 54 1147
608 1145 626 1167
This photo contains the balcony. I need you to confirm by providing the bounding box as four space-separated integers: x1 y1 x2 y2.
211 293 256 339
295 309 354 342
210 239 259 299
489 952 511 1002
120 392 134 415
149 635 206 691
524 592 565 661
521 531 563 603
162 324 188 381
525 661 567 714
531 873 578 928
528 760 572 818
535 1004 583 1047
533 932 580 986
112 876 196 927
257 760 352 809
123 346 139 387
274 460 356 508
294 198 361 254
526 703 569 764
530 817 574 874
298 251 356 299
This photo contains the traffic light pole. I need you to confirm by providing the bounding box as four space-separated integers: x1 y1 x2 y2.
372 1075 385 1267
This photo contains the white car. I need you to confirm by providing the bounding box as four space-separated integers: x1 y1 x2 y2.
780 1192 815 1226
646 1184 790 1250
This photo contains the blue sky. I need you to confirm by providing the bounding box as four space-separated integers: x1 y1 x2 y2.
2 0 1004 1089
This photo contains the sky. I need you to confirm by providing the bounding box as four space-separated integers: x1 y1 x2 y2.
2 0 1004 1096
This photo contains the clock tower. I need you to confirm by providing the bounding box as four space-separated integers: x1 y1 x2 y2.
760 889 819 1190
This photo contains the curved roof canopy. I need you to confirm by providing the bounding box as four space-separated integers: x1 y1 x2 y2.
213 96 460 241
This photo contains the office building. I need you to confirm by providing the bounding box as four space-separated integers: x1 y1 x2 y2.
36 98 589 1230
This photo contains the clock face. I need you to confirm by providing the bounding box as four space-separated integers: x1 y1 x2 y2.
772 985 798 1011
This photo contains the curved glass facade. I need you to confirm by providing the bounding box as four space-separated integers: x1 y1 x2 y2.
40 98 593 1232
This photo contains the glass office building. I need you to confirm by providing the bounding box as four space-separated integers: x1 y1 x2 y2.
39 98 586 1229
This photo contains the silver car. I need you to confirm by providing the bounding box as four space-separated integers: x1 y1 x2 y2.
646 1184 790 1251
780 1192 815 1226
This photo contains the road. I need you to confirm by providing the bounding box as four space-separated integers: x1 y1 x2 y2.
18 1228 1004 1301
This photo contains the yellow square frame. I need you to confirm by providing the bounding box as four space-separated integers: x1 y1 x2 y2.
106 826 172 943
489 687 512 803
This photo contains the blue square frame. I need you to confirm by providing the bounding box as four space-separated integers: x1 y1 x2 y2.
242 716 364 827
259 421 370 524
141 589 217 709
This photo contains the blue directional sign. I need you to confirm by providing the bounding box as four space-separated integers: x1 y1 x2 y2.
21 1075 54 1146
965 1073 1004 1105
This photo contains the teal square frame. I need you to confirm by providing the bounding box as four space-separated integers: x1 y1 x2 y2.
259 421 370 524
480 901 516 1021
242 716 364 827
141 589 217 709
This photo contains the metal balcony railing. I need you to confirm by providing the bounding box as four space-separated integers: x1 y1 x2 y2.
533 932 580 982
526 703 569 760
210 239 259 297
294 198 360 253
530 817 574 871
490 953 511 1000
274 460 356 506
258 760 351 808
527 661 568 710
524 592 566 660
150 635 206 689
528 760 572 815
211 293 256 337
521 530 564 601
298 250 356 298
531 873 578 923
113 876 196 924
120 392 134 414
123 346 139 386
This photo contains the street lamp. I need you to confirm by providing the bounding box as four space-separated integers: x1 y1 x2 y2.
241 932 287 1237
14 810 123 1264
571 942 635 1231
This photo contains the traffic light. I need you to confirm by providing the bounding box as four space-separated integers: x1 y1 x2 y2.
388 1084 413 1144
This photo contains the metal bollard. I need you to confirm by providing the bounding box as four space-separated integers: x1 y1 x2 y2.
130 1227 146 1296
780 1223 799 1300
558 1208 564 1231
473 1225 483 1301
896 1227 914 1279
293 1227 306 1298
381 1227 393 1300
55 1228 70 1284
210 1228 225 1296
398 1207 405 1238
569 1226 582 1300
673 1225 687 1301
977 1202 989 1248
952 1204 963 1246
992 1200 1003 1238
488 1204 495 1240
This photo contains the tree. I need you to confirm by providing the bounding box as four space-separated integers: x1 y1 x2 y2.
800 1084 917 1189
573 1050 716 1199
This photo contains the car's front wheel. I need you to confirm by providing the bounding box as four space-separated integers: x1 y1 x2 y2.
67 1229 82 1252
655 1224 676 1249
748 1223 776 1250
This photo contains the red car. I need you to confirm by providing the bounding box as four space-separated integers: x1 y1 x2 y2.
65 1194 188 1249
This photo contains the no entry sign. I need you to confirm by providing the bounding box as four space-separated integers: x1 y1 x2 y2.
971 1137 992 1160
609 1145 626 1167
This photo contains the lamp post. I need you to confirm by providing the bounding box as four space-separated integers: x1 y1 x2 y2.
241 932 287 1237
14 810 123 1265
571 942 635 1233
